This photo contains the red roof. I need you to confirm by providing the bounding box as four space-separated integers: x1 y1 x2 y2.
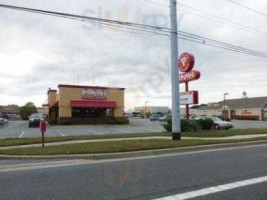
71 101 117 108
58 84 125 90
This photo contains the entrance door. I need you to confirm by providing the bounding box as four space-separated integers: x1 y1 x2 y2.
222 110 229 120
230 110 235 119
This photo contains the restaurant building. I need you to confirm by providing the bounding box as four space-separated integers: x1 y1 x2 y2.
195 95 267 121
47 84 127 124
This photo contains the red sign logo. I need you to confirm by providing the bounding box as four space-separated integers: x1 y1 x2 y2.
179 70 201 83
179 52 195 73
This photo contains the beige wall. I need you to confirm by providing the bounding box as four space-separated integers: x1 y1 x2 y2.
48 91 57 107
194 109 222 116
57 87 125 118
195 108 263 120
235 108 263 120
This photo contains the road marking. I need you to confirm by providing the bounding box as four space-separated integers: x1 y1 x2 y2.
88 129 102 135
154 175 267 200
18 132 25 138
14 121 26 128
57 130 65 137
115 128 133 133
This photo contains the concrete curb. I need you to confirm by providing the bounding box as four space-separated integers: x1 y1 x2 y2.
1 140 267 160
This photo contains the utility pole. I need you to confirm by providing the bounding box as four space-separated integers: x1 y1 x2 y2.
170 0 181 140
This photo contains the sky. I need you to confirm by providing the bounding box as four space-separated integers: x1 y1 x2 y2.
0 0 267 110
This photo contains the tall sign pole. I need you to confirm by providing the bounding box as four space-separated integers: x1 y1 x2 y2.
170 0 181 140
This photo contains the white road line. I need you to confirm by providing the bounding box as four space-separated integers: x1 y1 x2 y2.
154 175 267 200
18 132 25 138
115 128 133 133
14 121 26 128
88 129 102 135
57 130 65 137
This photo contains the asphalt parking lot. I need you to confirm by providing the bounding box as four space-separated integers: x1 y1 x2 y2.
1 119 267 139
0 119 165 139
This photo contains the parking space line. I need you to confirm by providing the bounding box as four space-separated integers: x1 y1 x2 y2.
18 132 25 138
88 129 102 135
115 128 133 134
57 130 65 137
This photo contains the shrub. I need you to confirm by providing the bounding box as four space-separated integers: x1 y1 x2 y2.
197 118 214 130
163 119 202 132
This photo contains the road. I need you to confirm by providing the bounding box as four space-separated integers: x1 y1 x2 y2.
0 119 164 139
0 144 267 200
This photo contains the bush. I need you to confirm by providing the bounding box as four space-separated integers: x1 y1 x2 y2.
197 118 214 130
163 119 202 132
115 118 130 125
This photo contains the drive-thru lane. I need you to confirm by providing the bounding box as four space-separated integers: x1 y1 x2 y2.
0 144 267 200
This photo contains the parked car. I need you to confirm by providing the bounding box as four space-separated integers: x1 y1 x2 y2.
210 117 234 130
150 115 161 121
159 115 171 122
210 115 231 122
0 118 5 125
29 113 45 128
3 119 8 123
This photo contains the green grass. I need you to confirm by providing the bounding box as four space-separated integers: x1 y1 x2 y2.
0 132 170 147
1 137 267 155
0 129 267 148
182 129 267 137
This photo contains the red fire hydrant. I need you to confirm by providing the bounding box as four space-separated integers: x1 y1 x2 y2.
40 119 47 148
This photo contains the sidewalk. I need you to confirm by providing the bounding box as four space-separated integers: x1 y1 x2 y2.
1 134 267 150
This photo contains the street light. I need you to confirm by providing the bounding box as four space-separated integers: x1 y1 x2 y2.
223 93 229 120
144 101 148 119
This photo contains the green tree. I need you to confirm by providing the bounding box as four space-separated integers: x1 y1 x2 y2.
19 102 37 120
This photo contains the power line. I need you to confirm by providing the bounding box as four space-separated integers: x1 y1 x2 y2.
223 0 267 18
1 3 267 59
178 3 267 38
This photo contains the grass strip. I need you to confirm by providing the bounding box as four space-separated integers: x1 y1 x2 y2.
0 129 267 148
0 132 170 147
1 137 267 155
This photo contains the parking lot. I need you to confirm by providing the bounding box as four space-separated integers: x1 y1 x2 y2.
0 119 165 139
1 119 267 139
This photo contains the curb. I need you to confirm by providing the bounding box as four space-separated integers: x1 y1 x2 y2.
0 140 267 160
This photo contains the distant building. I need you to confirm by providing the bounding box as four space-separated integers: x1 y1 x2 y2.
0 105 19 115
134 106 169 114
195 95 267 121
36 107 49 115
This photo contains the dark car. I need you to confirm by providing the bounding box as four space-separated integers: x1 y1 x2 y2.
29 113 45 128
150 115 161 121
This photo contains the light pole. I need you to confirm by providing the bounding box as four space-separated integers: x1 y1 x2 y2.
144 101 148 119
223 93 229 119
170 0 181 140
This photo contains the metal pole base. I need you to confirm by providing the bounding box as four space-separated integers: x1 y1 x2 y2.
172 132 181 140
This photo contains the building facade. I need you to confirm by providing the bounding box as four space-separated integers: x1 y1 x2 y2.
134 106 170 114
195 96 267 121
47 84 126 124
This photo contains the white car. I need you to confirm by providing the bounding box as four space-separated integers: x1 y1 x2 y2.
210 117 234 130
4 119 8 123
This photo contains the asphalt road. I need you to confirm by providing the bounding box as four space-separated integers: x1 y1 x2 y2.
0 119 164 139
0 144 267 200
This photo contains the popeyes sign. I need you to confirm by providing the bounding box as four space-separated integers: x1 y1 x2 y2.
82 89 107 100
179 52 201 83
179 52 201 119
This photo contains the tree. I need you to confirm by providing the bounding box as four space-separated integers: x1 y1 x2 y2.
19 102 37 120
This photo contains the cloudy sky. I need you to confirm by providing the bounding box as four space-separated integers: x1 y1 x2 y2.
0 0 267 109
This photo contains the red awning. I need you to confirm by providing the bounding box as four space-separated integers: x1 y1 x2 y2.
71 101 117 108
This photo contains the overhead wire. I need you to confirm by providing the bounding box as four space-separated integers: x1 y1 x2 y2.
0 3 267 58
